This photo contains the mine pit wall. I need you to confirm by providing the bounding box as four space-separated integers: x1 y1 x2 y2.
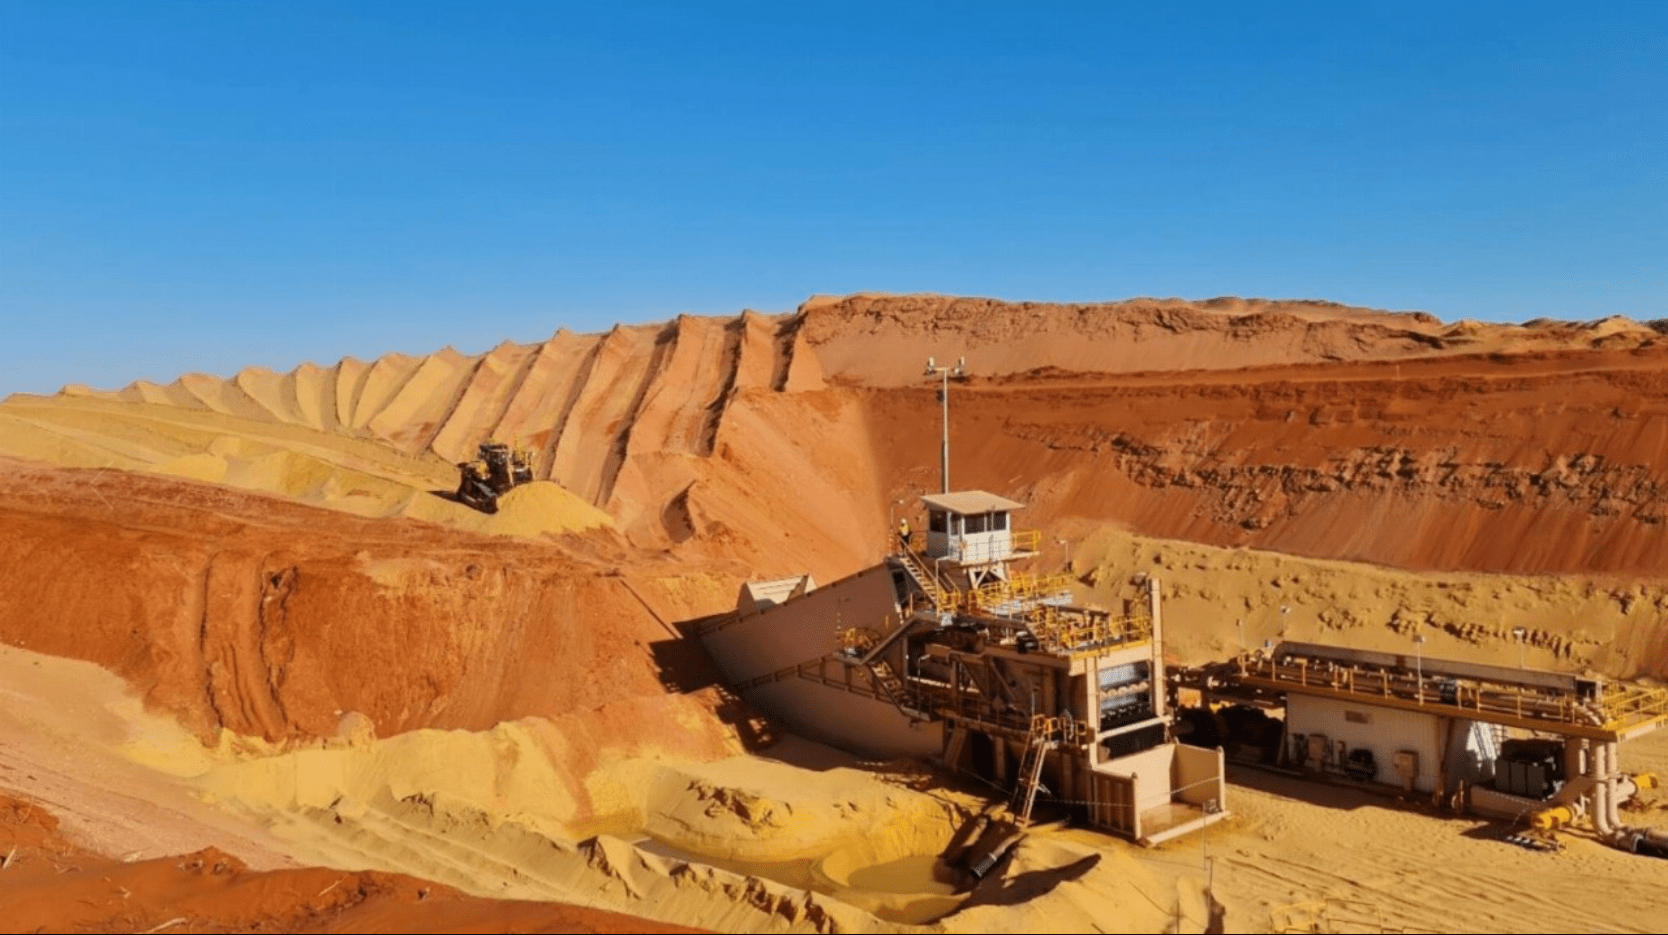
10 311 886 585
862 352 1668 579
0 487 722 748
25 299 1668 584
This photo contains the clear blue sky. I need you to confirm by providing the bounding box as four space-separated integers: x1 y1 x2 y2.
3 2 1664 394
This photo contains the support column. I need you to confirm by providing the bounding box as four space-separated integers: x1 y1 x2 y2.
1148 577 1167 720
1435 716 1455 804
1564 736 1586 786
1087 655 1103 766
944 724 969 769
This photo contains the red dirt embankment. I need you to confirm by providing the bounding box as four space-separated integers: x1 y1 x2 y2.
798 295 1668 575
868 347 1668 575
0 794 700 934
0 458 738 760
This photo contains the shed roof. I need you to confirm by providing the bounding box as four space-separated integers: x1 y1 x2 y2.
919 490 1026 514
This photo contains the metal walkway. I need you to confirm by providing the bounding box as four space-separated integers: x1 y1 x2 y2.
1224 642 1668 742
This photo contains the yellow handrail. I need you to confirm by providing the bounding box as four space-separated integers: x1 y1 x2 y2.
1241 654 1668 735
1029 607 1152 651
959 571 1075 614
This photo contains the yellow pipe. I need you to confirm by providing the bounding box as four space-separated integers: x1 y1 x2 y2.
1530 805 1574 832
1633 772 1660 791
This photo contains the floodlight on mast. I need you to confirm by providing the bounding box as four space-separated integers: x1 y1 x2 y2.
924 357 966 493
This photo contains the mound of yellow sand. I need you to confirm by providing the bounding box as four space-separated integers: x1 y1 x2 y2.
398 481 612 538
1069 522 1668 679
0 395 615 538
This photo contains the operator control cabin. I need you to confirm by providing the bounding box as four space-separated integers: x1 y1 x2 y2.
920 490 1037 587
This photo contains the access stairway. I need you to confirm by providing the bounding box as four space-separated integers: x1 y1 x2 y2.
1011 714 1061 825
894 539 952 610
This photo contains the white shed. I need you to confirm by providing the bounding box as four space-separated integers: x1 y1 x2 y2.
920 490 1031 566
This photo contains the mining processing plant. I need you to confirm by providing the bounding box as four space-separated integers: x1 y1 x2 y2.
698 489 1229 845
696 358 1668 857
700 504 1668 855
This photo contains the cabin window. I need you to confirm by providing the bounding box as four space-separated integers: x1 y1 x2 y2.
992 512 1008 531
966 513 989 534
950 514 963 535
929 510 947 533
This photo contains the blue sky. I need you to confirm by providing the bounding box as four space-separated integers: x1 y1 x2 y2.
2 2 1664 394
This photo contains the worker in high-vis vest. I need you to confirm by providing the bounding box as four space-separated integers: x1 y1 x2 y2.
899 517 912 549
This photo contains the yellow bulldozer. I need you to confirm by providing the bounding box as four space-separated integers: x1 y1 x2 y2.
454 440 534 513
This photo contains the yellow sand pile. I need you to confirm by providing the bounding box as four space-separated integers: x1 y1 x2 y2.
0 395 614 539
14 620 1668 934
152 436 409 513
1069 523 1668 678
184 722 1174 932
397 481 612 538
